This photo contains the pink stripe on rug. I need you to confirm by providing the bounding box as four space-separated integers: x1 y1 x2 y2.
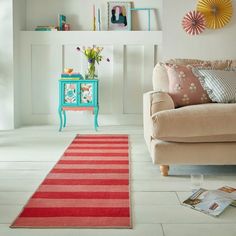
12 217 130 228
54 164 128 169
27 199 130 208
11 134 131 228
38 185 129 192
47 173 129 179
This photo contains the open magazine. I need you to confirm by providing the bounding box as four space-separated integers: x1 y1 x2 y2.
182 186 236 216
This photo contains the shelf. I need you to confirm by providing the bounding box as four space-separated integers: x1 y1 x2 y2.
20 31 162 45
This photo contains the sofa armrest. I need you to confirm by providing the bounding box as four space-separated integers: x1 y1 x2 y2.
143 91 175 150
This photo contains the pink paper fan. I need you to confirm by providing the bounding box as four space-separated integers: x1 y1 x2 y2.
182 10 206 35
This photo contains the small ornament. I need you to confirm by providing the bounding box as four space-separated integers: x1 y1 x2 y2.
182 10 206 35
197 0 233 29
64 68 73 74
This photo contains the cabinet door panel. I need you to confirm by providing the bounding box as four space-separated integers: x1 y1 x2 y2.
79 83 94 105
63 83 77 105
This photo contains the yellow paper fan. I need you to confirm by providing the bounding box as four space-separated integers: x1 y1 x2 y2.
197 0 233 29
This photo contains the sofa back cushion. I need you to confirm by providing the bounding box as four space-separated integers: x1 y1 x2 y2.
153 59 236 93
166 64 211 107
152 59 236 107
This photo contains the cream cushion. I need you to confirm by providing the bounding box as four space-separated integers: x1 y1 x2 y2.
152 103 236 142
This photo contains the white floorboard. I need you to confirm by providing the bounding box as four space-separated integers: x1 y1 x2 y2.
0 125 236 236
163 224 236 236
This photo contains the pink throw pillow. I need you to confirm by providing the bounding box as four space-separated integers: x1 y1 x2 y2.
165 64 211 107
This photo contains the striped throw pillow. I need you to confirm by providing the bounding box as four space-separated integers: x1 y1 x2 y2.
193 69 236 103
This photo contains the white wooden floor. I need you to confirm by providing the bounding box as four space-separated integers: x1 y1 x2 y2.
0 125 236 236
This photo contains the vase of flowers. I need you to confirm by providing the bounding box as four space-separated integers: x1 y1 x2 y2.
76 46 110 80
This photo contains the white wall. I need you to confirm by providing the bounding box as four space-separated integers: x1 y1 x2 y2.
0 0 14 130
13 0 26 128
163 0 236 60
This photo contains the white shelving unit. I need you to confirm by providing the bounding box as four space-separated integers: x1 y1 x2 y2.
21 31 162 45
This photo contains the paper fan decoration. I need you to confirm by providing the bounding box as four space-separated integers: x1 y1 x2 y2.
182 10 206 35
197 0 233 29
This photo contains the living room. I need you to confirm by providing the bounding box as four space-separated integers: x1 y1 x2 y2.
0 0 236 235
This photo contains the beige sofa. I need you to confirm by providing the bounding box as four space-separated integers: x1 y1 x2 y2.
143 59 236 176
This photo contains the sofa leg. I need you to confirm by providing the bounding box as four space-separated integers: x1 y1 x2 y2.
160 165 169 176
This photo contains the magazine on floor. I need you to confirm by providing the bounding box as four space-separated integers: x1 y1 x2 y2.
182 186 236 216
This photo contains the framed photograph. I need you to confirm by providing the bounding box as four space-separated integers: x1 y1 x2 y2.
107 1 132 31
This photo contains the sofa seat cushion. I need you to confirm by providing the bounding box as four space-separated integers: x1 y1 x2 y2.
152 103 236 142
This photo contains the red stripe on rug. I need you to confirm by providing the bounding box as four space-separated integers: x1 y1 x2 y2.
64 152 128 157
11 134 131 228
68 146 128 150
42 179 129 185
19 207 130 218
51 169 129 174
76 135 128 138
32 192 129 199
72 141 128 144
58 160 129 165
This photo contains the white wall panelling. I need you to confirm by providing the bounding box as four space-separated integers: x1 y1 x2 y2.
20 31 162 126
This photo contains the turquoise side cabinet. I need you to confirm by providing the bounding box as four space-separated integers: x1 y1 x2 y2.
58 79 99 131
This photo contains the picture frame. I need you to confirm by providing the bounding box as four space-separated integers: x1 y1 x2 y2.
107 1 132 31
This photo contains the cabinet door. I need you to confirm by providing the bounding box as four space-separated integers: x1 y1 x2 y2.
63 82 78 105
79 82 95 106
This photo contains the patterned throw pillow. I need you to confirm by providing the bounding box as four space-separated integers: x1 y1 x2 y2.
193 69 236 103
165 64 211 107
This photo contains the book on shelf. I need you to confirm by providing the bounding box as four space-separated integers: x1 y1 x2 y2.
35 26 58 31
182 186 236 217
61 73 84 79
58 14 66 31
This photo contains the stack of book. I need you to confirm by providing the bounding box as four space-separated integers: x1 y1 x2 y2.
35 26 58 31
61 73 84 80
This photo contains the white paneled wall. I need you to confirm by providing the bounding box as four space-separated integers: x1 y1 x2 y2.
20 31 161 126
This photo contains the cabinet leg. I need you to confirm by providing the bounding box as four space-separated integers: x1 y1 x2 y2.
58 107 63 132
160 165 169 176
94 106 99 131
63 110 66 128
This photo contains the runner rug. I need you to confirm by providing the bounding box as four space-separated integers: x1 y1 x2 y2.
11 134 131 228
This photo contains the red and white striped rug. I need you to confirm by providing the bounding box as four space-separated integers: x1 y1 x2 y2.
11 134 131 228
